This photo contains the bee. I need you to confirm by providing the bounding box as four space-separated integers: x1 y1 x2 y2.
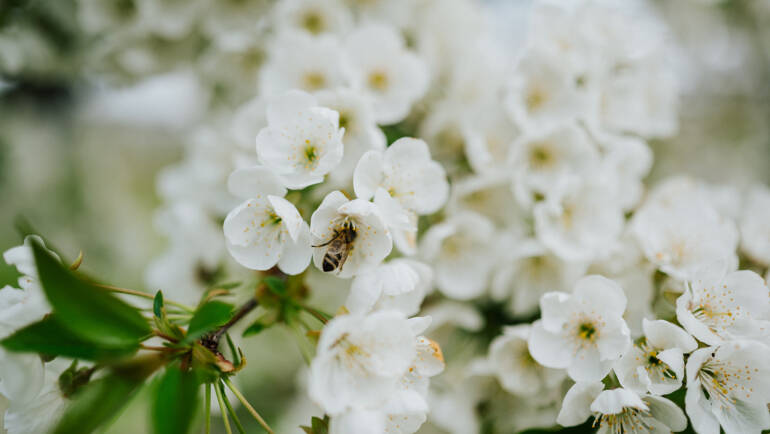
313 220 357 272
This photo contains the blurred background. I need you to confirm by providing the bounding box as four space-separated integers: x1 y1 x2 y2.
1 0 769 433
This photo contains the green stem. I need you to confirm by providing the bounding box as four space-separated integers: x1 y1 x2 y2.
95 284 194 312
298 303 331 324
223 377 275 434
205 384 212 434
219 382 246 434
214 380 233 434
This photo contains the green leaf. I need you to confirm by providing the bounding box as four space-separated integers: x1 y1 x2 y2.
301 415 329 434
152 366 201 434
153 291 164 318
1 315 137 361
212 281 242 290
262 276 286 296
31 240 151 347
184 301 233 343
243 310 278 337
52 371 145 434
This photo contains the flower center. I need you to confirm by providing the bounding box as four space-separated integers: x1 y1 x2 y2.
593 408 654 434
577 322 597 341
526 86 548 111
368 70 389 92
529 142 554 169
301 11 324 34
303 71 326 91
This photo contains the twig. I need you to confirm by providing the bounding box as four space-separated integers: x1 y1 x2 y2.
209 298 259 345
223 377 275 434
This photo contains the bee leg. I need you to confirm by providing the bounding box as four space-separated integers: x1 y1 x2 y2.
312 230 339 248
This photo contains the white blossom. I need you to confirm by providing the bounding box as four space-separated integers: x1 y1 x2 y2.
420 211 496 300
488 324 565 396
529 275 631 382
223 166 312 275
685 341 770 434
345 23 429 124
255 90 345 189
677 268 770 345
615 319 697 396
558 383 687 433
310 191 392 278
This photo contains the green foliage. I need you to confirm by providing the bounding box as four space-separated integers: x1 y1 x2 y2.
1 315 137 360
31 239 151 347
57 360 95 397
153 290 164 318
52 371 145 434
152 365 201 434
300 415 329 434
243 310 279 337
262 276 287 296
184 301 233 343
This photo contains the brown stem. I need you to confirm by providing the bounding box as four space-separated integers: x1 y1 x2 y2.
203 298 259 351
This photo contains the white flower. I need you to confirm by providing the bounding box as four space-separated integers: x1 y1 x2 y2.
354 137 448 216
533 179 624 263
259 32 351 96
345 259 432 317
504 50 585 132
420 211 496 300
529 275 631 382
676 269 770 345
255 90 345 189
223 166 311 274
488 324 566 396
558 383 687 433
461 107 519 175
273 0 352 37
739 184 770 266
1 235 56 336
326 317 444 434
1 358 70 434
615 319 697 396
310 191 392 278
685 342 770 434
490 238 586 317
509 123 598 205
591 129 653 212
345 24 429 124
354 137 448 256
308 311 416 415
631 180 738 281
315 88 386 185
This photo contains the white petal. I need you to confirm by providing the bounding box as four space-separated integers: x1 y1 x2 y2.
557 381 604 427
277 222 312 275
528 320 571 369
590 388 647 414
223 200 283 270
645 395 688 432
330 409 385 434
227 166 286 199
268 195 303 241
266 90 317 126
685 383 720 434
374 188 415 231
353 150 384 201
568 346 613 382
642 318 697 354
573 275 627 314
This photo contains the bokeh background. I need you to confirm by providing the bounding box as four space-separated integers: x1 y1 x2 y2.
1 0 769 433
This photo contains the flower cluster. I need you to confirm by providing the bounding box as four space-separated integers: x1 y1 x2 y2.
2 0 770 433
